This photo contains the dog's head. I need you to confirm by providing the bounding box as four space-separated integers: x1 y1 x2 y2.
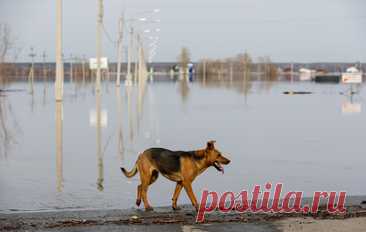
204 140 230 174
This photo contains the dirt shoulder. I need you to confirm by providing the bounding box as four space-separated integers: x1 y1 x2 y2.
275 217 366 232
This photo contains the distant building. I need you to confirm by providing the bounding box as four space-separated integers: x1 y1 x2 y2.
342 67 363 83
299 68 316 81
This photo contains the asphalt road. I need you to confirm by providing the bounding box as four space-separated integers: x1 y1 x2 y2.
1 198 366 232
40 223 278 232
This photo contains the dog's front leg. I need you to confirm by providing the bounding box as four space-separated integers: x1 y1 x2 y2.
183 182 198 211
172 182 183 210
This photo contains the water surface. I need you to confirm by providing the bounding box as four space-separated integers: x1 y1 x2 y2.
0 77 365 212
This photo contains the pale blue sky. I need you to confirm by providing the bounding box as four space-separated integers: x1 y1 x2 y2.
1 0 365 62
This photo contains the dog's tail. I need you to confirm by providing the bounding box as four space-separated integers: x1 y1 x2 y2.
120 164 138 178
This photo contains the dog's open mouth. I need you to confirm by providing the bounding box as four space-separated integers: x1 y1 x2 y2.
213 161 224 174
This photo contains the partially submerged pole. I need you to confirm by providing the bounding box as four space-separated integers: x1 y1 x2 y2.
69 54 73 83
134 33 139 83
96 0 104 190
28 47 36 94
42 51 47 78
55 0 64 101
116 15 124 87
125 27 133 86
96 0 103 92
82 55 86 84
55 0 64 193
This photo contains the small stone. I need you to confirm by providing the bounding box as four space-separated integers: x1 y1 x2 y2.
131 215 139 220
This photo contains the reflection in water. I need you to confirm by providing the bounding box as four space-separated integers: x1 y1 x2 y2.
55 101 63 192
197 72 256 102
96 91 104 191
0 96 20 158
89 92 107 191
116 86 124 162
242 72 252 104
43 76 48 107
1 78 366 212
147 86 161 145
342 86 362 114
342 100 361 114
178 74 190 102
30 90 35 112
126 85 134 143
136 54 148 132
196 55 279 98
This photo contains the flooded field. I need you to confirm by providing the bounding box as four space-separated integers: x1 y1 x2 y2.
0 77 365 212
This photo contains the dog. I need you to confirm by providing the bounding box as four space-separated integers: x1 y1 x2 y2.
120 140 230 211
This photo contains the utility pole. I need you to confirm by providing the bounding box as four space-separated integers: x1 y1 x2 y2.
82 55 86 84
42 51 48 100
230 62 233 82
42 51 47 78
55 0 64 101
137 34 142 82
134 33 139 83
28 47 36 94
203 59 207 82
69 54 73 83
116 14 124 87
125 27 133 86
96 0 103 92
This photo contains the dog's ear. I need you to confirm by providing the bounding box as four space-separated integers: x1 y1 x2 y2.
194 150 206 158
206 140 216 150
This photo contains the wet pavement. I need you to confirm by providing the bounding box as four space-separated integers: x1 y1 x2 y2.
40 223 278 232
1 203 366 231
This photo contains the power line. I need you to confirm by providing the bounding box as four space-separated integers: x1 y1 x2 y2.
102 23 117 46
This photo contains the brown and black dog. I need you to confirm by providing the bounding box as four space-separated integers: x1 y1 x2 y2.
120 141 230 211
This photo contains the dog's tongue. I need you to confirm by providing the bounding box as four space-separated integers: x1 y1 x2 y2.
221 167 224 174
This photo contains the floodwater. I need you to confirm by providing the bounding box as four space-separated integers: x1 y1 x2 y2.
0 76 365 212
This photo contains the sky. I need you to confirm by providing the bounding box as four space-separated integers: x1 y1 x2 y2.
0 0 365 62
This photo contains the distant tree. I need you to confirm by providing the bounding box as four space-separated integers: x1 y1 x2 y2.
178 47 190 75
263 56 278 81
0 24 12 63
236 52 252 79
0 23 13 76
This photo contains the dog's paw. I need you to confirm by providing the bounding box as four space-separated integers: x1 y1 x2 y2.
172 205 181 211
136 199 141 207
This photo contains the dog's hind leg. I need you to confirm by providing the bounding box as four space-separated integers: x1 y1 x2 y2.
140 170 158 211
141 183 153 211
172 182 183 210
136 185 142 207
136 156 155 211
150 170 159 184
